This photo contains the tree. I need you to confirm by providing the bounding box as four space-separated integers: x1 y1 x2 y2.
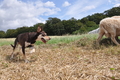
62 17 80 34
73 21 86 34
6 29 17 38
86 13 106 24
85 21 98 31
44 17 65 35
85 21 97 27
104 7 120 17
16 26 29 35
33 23 45 32
0 31 5 38
80 17 89 24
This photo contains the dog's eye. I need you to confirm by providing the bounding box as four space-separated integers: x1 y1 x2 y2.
42 34 45 36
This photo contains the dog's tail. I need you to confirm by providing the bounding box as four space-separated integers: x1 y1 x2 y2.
11 44 15 48
10 38 18 49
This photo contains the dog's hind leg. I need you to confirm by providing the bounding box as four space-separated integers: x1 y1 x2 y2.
10 39 18 59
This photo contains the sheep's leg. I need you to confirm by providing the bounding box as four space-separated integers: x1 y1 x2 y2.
96 31 104 45
111 34 120 45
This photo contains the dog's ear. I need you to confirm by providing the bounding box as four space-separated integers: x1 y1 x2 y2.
37 26 42 32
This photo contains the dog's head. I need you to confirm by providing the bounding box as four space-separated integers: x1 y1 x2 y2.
37 29 51 43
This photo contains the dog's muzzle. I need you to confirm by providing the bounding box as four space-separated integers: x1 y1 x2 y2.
41 38 47 43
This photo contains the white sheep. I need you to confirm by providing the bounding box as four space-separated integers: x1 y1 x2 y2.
96 16 120 45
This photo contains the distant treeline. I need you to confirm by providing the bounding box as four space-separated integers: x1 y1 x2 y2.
0 7 120 38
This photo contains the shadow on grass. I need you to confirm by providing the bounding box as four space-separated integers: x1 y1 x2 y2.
99 38 117 46
75 37 120 49
99 38 120 47
5 52 37 63
93 38 120 49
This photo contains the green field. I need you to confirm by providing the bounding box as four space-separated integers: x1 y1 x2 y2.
0 34 98 46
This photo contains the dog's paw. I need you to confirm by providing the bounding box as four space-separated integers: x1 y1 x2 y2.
29 47 35 53
25 59 29 63
10 55 14 60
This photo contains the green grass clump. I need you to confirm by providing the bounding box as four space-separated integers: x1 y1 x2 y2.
0 40 13 46
35 34 98 45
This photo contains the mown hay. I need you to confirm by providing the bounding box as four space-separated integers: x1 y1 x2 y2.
0 41 120 80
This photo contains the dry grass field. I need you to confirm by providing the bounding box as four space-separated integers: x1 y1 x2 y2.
0 34 120 80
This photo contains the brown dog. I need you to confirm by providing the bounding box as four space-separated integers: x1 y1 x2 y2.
10 26 51 63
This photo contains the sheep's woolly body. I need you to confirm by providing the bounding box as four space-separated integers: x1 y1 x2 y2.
97 16 120 45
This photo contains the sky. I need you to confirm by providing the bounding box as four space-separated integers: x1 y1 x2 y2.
0 0 120 31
